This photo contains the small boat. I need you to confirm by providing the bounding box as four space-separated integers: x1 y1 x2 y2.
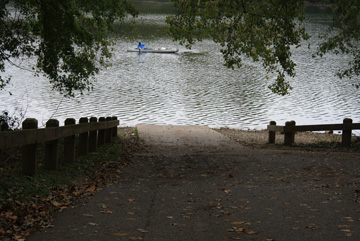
127 47 179 54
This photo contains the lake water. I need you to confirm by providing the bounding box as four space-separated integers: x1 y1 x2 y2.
1 2 359 133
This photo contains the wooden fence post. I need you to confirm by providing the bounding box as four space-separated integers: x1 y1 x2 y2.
64 118 76 163
105 117 112 143
268 121 276 144
79 117 89 155
22 118 38 176
45 119 59 170
112 116 118 137
342 118 352 147
284 121 295 146
98 117 106 146
290 120 296 144
89 117 98 152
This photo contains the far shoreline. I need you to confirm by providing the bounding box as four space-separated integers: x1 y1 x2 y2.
146 0 334 7
305 1 333 8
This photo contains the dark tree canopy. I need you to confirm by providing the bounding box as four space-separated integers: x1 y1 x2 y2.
0 0 137 96
166 0 360 95
1 0 359 97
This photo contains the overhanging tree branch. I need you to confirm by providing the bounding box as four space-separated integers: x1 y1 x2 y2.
1 0 138 96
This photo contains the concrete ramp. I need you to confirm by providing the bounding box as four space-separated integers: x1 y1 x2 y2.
136 124 245 154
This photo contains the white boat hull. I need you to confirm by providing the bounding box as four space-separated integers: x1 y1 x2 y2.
127 48 179 53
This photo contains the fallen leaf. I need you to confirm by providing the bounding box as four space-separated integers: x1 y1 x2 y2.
244 229 257 235
14 235 25 241
5 211 18 220
129 237 143 240
340 229 351 232
231 226 257 235
39 211 47 216
99 203 107 208
306 225 320 230
233 227 245 232
219 188 232 193
344 217 354 222
137 228 148 233
171 223 186 227
231 221 245 225
112 232 128 236
50 200 61 207
86 185 96 192
100 210 113 214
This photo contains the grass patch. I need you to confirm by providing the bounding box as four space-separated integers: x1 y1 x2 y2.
294 141 342 149
130 127 139 140
293 137 360 151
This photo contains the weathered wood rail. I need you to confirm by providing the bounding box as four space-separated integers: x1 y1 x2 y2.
267 118 360 147
0 116 119 176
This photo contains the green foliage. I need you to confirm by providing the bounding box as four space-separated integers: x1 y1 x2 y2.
1 0 138 96
167 0 359 95
130 127 140 140
317 0 360 88
166 0 309 95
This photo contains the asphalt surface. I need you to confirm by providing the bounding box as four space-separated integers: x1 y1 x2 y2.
28 125 360 241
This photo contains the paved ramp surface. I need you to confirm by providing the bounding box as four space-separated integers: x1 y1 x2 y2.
137 124 234 147
136 124 246 154
28 125 360 241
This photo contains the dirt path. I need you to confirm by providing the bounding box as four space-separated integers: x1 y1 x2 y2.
28 125 360 241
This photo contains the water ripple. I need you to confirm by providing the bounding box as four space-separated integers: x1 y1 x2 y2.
1 12 359 134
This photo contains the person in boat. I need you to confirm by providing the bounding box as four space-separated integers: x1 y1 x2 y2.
136 41 148 50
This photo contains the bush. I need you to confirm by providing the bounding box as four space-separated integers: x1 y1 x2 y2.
0 111 22 131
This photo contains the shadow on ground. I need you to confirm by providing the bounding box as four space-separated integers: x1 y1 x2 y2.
28 125 360 241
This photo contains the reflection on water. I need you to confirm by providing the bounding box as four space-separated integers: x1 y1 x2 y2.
1 4 359 134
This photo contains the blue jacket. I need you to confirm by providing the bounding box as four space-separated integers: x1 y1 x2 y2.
136 42 148 50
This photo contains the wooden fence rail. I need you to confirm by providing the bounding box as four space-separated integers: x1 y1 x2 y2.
0 116 119 176
267 118 360 147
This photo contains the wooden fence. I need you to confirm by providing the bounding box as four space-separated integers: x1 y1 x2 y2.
267 118 360 147
0 116 119 176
